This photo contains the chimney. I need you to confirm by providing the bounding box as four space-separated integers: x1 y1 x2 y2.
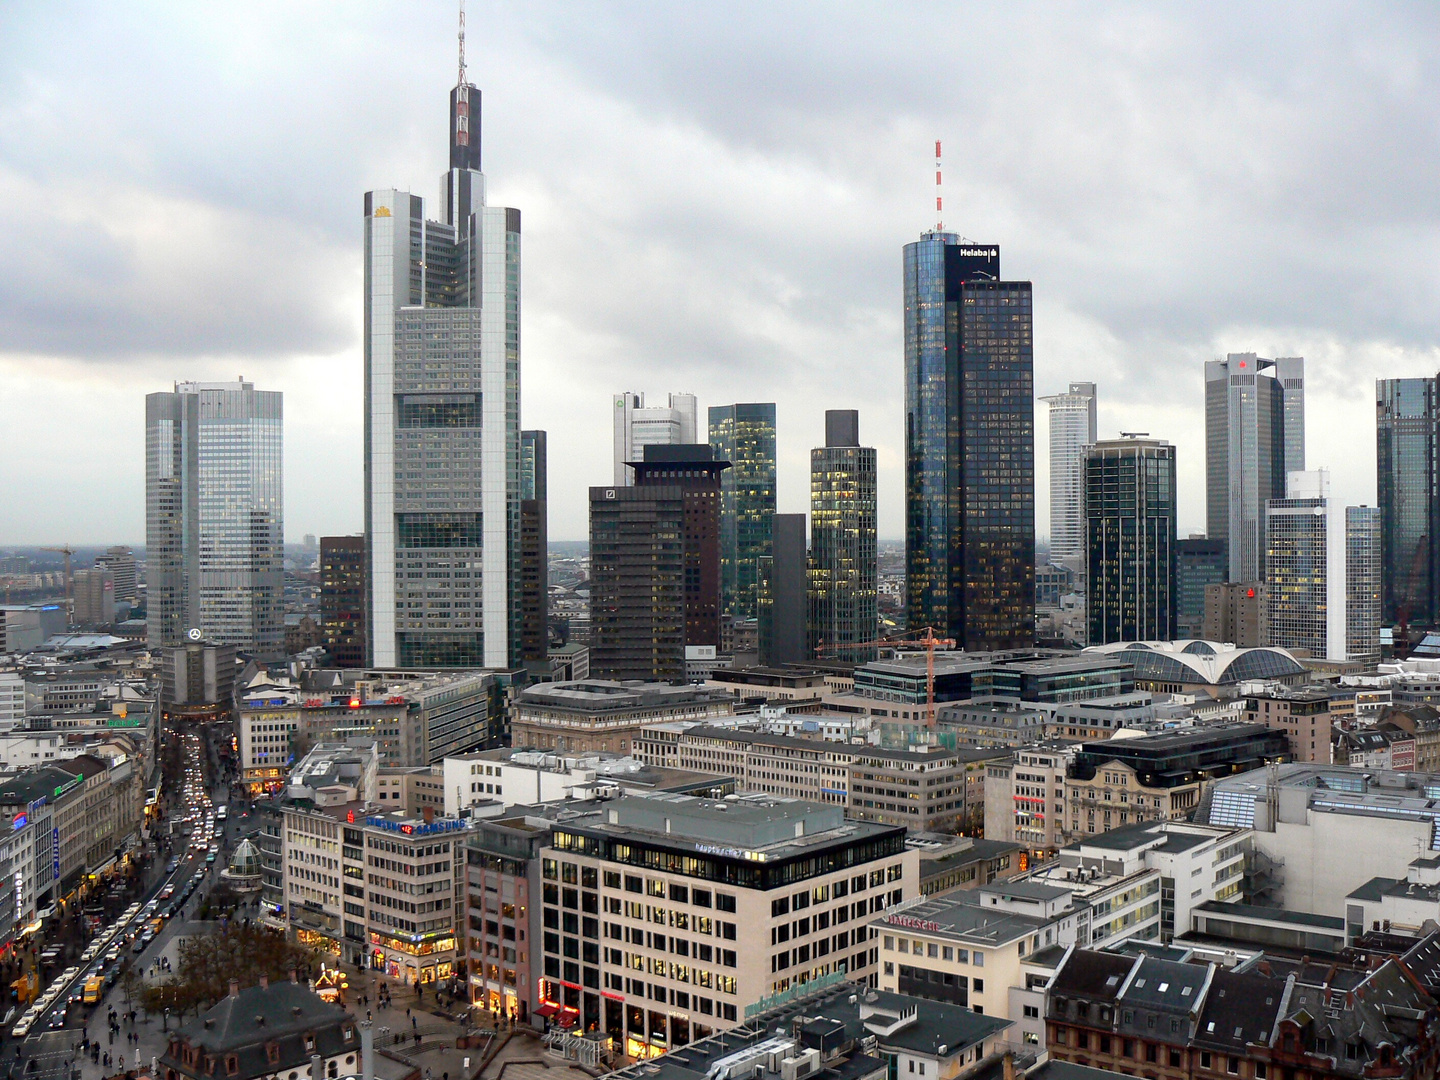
422 805 435 824
229 979 240 999
1002 1051 1016 1080
260 973 269 990
361 1020 374 1080
311 1053 323 1080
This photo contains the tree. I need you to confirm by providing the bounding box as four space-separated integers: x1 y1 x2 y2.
148 924 316 1017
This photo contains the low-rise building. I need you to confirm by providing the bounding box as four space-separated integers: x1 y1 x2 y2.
1067 724 1288 838
872 885 1083 1021
443 748 730 818
1045 946 1440 1080
511 681 736 756
1242 688 1337 763
600 982 1011 1080
909 833 1023 897
538 793 916 1055
985 743 1075 856
158 977 363 1080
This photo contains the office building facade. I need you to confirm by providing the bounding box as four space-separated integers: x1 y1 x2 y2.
808 410 878 663
319 536 366 668
1204 354 1305 583
540 795 914 1055
1346 505 1382 664
520 430 548 663
1084 438 1176 645
1376 377 1439 626
363 63 520 669
613 392 698 486
72 567 114 627
903 236 1034 649
708 403 777 622
589 446 726 681
1041 382 1097 575
145 380 284 654
1202 581 1268 647
1265 469 1344 659
758 514 808 667
1175 538 1226 639
96 546 136 604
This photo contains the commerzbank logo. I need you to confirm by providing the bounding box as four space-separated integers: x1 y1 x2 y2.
374 206 392 218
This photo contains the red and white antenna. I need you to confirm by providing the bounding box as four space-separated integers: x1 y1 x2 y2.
935 140 943 231
458 0 467 87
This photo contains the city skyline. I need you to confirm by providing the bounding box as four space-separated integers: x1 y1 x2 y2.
6 6 1440 545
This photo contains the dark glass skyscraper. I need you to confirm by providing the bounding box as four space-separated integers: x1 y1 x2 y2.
520 430 548 664
1175 537 1226 639
708 403 776 620
1377 377 1440 627
903 236 1034 649
1084 438 1176 644
319 535 366 668
809 410 878 661
1204 354 1305 583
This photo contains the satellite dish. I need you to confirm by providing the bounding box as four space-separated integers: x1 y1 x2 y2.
187 628 203 642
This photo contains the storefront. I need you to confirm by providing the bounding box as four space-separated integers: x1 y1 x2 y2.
294 927 341 956
367 930 456 984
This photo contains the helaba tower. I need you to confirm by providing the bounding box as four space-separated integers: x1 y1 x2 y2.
903 235 1035 649
363 19 521 668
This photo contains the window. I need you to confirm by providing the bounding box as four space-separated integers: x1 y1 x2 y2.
1200 1053 1212 1069
716 893 737 913
1023 1006 1039 1019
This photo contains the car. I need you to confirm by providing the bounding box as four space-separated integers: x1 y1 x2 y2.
159 885 175 900
205 852 217 865
166 858 180 872
131 938 145 954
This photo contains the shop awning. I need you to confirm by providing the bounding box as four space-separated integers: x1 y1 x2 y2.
535 1003 559 1019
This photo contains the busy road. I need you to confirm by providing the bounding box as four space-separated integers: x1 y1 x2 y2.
11 729 236 1049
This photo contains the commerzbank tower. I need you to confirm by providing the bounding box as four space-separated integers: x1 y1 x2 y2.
363 17 521 669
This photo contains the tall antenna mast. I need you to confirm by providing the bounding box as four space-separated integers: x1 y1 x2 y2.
935 140 943 231
458 0 467 86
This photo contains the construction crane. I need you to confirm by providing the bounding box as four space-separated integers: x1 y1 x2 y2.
815 625 957 726
39 545 75 605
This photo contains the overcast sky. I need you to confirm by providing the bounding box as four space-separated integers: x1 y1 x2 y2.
4 2 1440 546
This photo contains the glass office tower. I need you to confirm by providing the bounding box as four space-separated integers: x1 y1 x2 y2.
1204 354 1305 583
520 430 548 664
903 235 1034 649
1041 382 1097 575
612 392 698 486
145 380 283 655
1175 537 1227 639
1084 438 1176 645
364 67 521 668
809 410 878 661
708 403 777 621
1347 505 1382 663
1377 377 1439 627
1266 470 1345 660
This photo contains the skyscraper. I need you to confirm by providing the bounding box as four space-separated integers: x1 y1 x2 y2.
1084 438 1176 644
1376 377 1439 627
808 409 878 661
1175 537 1227 639
588 445 727 681
145 380 284 655
903 236 1034 648
1266 469 1344 659
96 546 136 604
612 392 698 486
1041 382 1097 575
1204 354 1305 583
1346 505 1382 663
72 566 114 627
363 43 520 669
758 513 808 667
708 403 777 620
319 536 366 668
520 430 548 664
